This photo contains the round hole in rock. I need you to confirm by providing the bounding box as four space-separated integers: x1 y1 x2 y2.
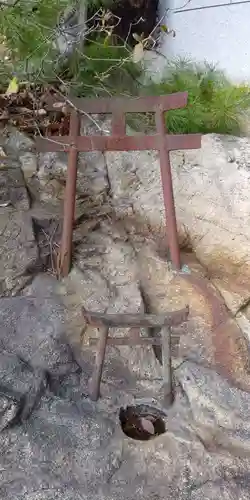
119 404 166 441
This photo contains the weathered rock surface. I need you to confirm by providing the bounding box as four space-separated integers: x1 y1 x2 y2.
36 117 109 206
0 130 63 292
137 243 250 388
0 210 38 295
0 158 30 209
105 134 250 339
19 151 37 180
0 274 78 375
0 351 46 429
1 122 248 382
0 126 34 153
175 360 250 457
2 124 250 499
1 276 250 500
1 126 250 381
61 221 163 386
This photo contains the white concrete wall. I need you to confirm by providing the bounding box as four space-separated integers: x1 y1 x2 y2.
158 0 250 82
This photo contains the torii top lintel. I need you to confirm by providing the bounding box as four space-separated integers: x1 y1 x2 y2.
36 92 201 153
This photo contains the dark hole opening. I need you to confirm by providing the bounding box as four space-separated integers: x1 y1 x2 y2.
119 404 166 441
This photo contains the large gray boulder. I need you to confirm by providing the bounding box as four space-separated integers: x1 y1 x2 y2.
105 134 250 339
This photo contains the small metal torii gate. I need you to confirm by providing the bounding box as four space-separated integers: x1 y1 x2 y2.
36 92 201 277
35 92 201 402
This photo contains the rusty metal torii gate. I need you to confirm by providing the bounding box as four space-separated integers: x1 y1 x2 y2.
35 92 201 277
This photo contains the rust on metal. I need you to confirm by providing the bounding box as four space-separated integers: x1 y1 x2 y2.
57 111 80 277
88 326 109 402
82 306 189 328
83 307 189 401
42 92 189 114
161 327 173 407
89 336 164 346
36 132 200 153
182 274 228 329
181 272 249 387
112 109 126 136
89 332 184 346
36 92 201 276
155 107 180 269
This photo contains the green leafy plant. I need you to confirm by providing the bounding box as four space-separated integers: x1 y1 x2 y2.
0 0 70 83
0 0 139 93
141 60 250 135
0 1 67 58
1 2 250 136
63 37 141 96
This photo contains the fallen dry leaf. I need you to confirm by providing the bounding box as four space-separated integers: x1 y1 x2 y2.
132 42 144 63
35 109 47 116
5 76 19 96
52 102 65 109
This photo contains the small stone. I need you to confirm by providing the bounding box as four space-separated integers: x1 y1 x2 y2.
0 167 30 210
139 417 155 435
4 127 34 152
0 212 38 295
20 152 37 180
35 108 47 116
38 152 67 180
0 147 6 157
39 178 65 204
